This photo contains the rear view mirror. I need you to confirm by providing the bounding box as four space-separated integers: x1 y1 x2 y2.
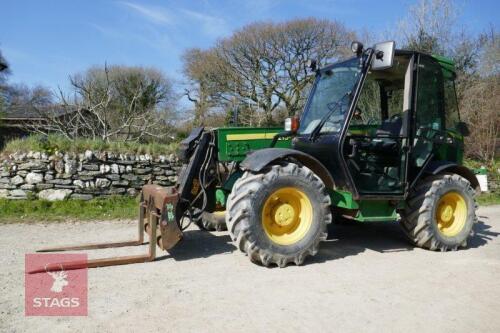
456 121 470 136
371 41 395 70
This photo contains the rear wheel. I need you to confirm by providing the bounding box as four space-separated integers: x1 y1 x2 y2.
400 173 477 251
226 162 331 267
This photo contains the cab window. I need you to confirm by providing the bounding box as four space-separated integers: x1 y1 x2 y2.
444 76 460 130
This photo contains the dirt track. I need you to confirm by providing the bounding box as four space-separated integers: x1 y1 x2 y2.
1 205 499 332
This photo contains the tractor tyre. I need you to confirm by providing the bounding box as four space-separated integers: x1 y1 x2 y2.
193 209 227 231
400 173 477 251
226 162 332 267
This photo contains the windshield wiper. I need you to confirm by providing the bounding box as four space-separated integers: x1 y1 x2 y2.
309 91 351 141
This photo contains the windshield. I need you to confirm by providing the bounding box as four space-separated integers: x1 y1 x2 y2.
298 57 362 135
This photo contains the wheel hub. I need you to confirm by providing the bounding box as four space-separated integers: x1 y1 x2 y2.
435 191 467 237
272 203 295 226
438 204 454 223
262 187 313 245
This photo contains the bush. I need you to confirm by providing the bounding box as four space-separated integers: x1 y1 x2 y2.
1 134 179 156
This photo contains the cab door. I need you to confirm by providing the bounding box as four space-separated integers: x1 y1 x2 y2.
344 55 414 195
408 54 446 184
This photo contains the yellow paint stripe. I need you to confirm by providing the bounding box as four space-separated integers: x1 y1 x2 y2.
226 133 279 141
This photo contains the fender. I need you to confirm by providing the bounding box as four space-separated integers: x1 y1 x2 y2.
423 160 480 192
240 148 335 189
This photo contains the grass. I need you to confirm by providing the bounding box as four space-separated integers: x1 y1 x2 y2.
463 157 499 171
464 158 499 205
1 134 178 156
464 157 499 184
477 192 500 206
0 191 498 224
0 196 139 223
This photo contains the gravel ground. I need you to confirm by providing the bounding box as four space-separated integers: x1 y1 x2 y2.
1 205 499 333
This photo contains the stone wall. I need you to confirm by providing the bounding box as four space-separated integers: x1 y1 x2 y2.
0 151 179 200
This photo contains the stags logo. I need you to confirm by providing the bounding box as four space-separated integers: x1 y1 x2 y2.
47 266 68 293
25 253 88 316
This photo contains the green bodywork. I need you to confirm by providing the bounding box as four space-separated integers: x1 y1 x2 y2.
217 127 291 161
215 127 400 222
432 55 456 79
215 188 227 207
330 190 400 222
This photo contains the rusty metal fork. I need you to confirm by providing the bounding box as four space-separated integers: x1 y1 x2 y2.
28 185 183 274
28 203 158 274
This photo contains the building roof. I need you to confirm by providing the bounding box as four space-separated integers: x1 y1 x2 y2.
1 105 73 120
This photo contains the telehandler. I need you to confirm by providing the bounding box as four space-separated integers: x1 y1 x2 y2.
36 41 479 270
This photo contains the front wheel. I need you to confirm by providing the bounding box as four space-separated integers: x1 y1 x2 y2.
226 162 332 267
400 173 477 251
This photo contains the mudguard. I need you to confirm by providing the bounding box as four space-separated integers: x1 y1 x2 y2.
423 160 480 192
240 148 335 189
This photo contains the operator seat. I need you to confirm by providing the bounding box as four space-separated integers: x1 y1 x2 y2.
367 112 406 184
367 113 404 155
377 115 403 137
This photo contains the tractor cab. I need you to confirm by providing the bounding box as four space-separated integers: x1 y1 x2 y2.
293 41 470 199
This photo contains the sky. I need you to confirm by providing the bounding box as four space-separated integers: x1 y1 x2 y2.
1 0 498 92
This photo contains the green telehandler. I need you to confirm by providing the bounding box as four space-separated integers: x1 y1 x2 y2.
34 41 479 271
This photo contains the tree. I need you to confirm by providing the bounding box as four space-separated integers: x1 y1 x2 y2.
3 83 52 108
0 50 54 124
459 31 500 162
182 48 225 126
0 48 10 114
0 49 8 78
31 65 177 142
398 0 498 161
398 0 457 55
183 18 355 126
397 0 476 78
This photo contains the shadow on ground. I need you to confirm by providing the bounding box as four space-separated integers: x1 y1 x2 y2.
312 215 500 264
157 216 499 264
467 215 500 249
310 221 414 264
158 229 234 262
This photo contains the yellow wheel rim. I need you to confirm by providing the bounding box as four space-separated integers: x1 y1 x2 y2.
213 210 226 217
261 187 313 245
435 191 467 237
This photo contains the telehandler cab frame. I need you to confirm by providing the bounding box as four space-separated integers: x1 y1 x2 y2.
33 41 479 271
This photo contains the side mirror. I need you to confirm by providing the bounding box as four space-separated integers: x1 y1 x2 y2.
456 121 470 136
306 59 317 72
371 41 395 70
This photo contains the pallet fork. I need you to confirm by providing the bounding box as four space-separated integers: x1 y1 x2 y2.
28 185 183 274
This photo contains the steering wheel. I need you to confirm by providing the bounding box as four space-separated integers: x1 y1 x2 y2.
390 113 402 121
321 121 341 132
416 126 436 139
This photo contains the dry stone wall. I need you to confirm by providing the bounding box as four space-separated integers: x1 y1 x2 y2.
0 151 180 200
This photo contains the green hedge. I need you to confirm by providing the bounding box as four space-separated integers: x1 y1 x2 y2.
1 134 178 156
